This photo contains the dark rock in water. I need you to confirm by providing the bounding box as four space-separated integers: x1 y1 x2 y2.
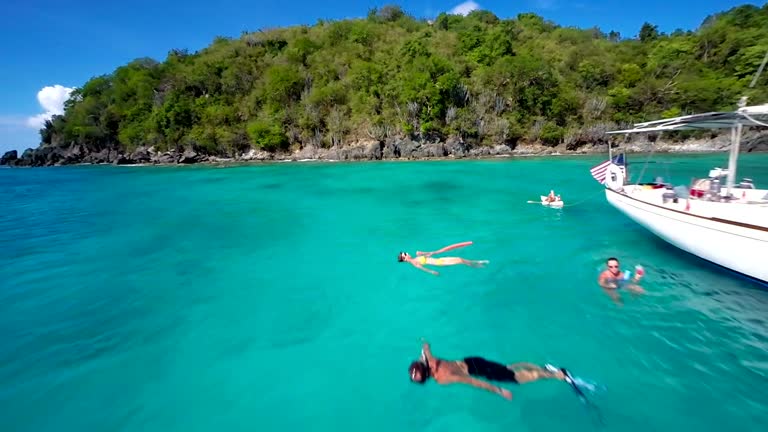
178 149 203 164
467 144 513 157
420 142 448 158
240 149 274 161
113 155 133 165
390 137 472 159
7 125 768 168
468 146 492 157
444 137 469 158
397 138 421 159
318 140 381 161
154 152 177 164
382 139 401 158
365 140 383 160
113 147 151 165
745 133 768 152
61 143 86 164
17 149 35 166
17 146 69 166
1 150 18 165
82 148 116 164
292 145 322 160
130 147 151 163
491 144 514 155
332 140 384 160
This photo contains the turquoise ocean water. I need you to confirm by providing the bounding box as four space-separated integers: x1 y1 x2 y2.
2 153 768 432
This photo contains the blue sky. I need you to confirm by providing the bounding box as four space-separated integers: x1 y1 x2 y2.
0 0 761 154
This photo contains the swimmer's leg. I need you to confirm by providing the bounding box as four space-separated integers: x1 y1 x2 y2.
505 362 541 370
432 257 489 267
511 364 565 384
464 259 489 268
602 288 623 306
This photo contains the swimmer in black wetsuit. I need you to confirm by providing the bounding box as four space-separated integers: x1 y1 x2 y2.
408 340 568 400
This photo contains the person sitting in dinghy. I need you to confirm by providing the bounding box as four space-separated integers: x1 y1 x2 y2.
545 190 561 203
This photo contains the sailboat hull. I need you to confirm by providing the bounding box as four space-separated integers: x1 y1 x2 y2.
605 188 768 285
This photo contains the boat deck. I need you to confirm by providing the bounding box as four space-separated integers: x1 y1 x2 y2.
618 184 768 228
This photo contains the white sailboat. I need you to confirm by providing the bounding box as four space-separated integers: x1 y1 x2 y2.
598 53 768 285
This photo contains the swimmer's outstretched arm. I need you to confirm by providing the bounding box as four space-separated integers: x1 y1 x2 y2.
420 340 436 368
420 340 433 358
413 263 438 276
417 241 473 257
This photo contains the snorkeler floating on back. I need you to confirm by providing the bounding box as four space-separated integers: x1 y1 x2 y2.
397 241 489 276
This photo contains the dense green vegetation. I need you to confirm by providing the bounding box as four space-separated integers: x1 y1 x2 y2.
39 3 768 156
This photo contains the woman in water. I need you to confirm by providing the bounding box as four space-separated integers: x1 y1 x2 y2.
397 241 489 276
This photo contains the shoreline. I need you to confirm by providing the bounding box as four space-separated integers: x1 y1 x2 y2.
3 130 768 168
3 147 766 170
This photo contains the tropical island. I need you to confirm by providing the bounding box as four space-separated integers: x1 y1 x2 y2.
2 3 768 167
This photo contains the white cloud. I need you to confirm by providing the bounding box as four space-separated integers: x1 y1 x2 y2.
25 84 74 129
449 1 480 16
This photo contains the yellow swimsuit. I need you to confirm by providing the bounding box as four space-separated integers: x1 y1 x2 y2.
419 256 443 265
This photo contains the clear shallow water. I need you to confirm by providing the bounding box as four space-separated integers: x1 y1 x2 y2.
1 153 768 432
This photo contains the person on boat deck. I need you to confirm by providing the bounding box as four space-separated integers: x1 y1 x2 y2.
408 340 568 401
598 257 645 303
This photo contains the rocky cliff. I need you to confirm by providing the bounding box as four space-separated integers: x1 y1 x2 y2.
3 131 768 167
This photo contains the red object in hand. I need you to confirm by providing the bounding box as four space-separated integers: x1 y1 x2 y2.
635 265 645 277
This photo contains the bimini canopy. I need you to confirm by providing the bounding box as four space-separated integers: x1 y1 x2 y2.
607 104 768 134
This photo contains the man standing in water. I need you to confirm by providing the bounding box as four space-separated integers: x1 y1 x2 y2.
598 257 645 304
408 340 570 400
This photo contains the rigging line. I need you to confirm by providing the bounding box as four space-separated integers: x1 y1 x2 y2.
748 49 768 89
631 143 656 186
561 188 609 207
740 111 768 128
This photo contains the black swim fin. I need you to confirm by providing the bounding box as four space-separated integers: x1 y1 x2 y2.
545 364 605 427
545 364 585 398
562 368 588 398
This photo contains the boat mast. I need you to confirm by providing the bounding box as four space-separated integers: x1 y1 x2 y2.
725 122 741 197
608 132 613 161
725 49 768 198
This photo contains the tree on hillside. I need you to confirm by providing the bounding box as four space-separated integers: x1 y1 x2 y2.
639 22 659 42
35 3 768 157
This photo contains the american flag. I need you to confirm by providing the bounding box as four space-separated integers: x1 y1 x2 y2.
590 154 626 184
